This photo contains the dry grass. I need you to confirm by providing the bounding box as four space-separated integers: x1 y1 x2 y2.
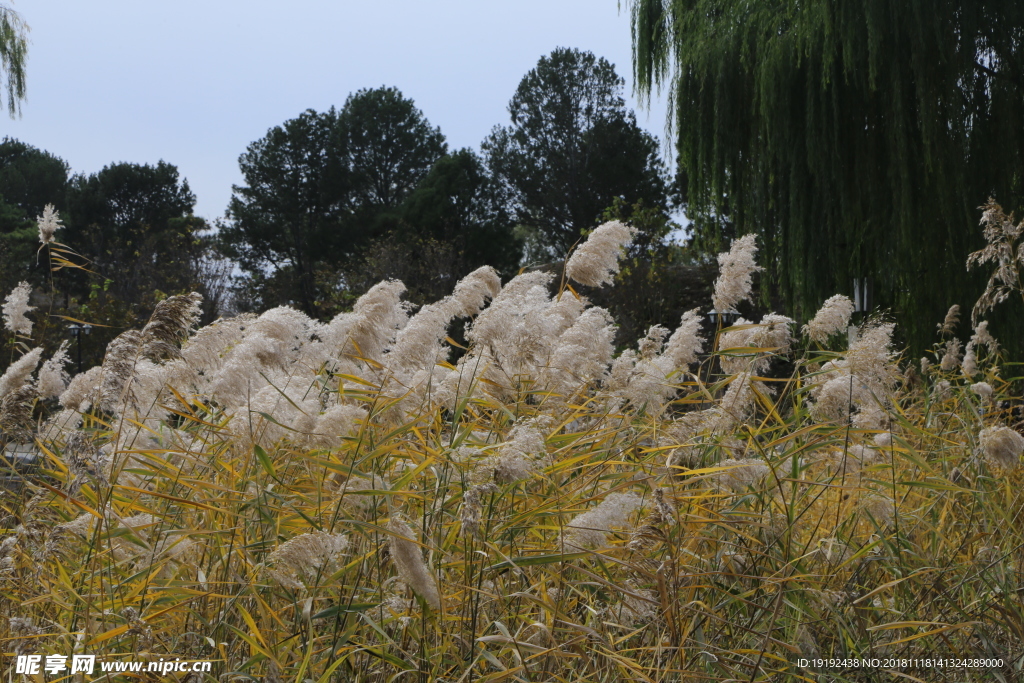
2 216 1024 682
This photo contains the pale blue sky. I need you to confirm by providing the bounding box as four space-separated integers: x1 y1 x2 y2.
6 1 671 221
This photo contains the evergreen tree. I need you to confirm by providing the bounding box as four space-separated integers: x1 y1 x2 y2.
222 109 346 314
630 0 1024 351
338 86 447 214
0 139 69 294
224 89 447 314
484 48 670 258
65 160 207 315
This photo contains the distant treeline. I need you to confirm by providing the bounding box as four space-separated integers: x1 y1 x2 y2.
0 48 708 371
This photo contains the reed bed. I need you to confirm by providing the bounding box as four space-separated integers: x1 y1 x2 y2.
1 209 1023 681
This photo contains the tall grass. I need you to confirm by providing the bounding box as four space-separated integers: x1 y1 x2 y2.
1 210 1023 681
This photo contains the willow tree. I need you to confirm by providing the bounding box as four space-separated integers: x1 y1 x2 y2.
631 0 1024 352
0 5 26 117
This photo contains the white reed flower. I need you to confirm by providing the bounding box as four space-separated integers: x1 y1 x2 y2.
846 322 898 396
450 265 501 317
809 372 867 423
562 491 642 549
474 418 549 485
99 330 143 413
747 314 794 369
714 458 771 491
609 586 659 625
37 341 71 399
265 531 349 589
937 304 960 336
860 492 895 526
388 515 441 610
712 234 761 313
0 347 42 399
971 321 998 355
565 220 637 287
467 271 552 351
718 318 757 374
37 204 62 244
385 299 456 374
971 382 994 401
719 372 761 425
940 338 962 372
544 307 616 396
385 269 499 380
663 309 704 368
638 325 669 360
141 292 203 361
59 365 103 411
2 282 34 336
979 425 1024 469
181 313 255 374
803 295 854 343
852 401 888 430
962 342 978 377
307 403 366 449
326 280 409 364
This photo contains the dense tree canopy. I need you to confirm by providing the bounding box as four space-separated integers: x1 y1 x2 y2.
0 139 70 293
222 109 346 314
484 47 671 258
65 160 209 317
338 86 447 214
630 0 1024 352
335 148 521 308
400 149 520 276
224 88 449 314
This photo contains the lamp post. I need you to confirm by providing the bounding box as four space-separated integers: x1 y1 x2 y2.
708 309 739 327
67 323 92 373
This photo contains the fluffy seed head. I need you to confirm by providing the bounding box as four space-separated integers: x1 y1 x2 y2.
265 531 349 589
663 309 704 368
307 404 366 449
938 305 960 336
979 425 1024 469
712 234 761 313
59 365 103 411
565 220 637 287
0 347 42 399
971 321 998 355
563 491 642 549
803 295 855 343
860 492 896 526
36 341 71 399
388 515 441 610
474 419 549 485
940 338 962 372
2 282 34 336
99 330 143 412
450 265 501 317
37 204 62 244
846 322 898 395
142 293 203 361
962 342 978 377
971 382 994 401
714 458 771 491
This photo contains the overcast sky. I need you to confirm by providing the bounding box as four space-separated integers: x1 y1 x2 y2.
6 1 672 221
